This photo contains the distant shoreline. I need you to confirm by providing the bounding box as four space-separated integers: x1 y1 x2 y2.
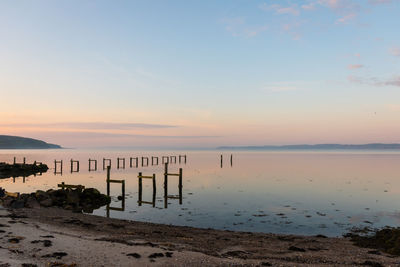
217 143 400 151
0 135 62 149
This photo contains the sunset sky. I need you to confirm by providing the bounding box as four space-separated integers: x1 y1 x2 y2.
1 0 400 148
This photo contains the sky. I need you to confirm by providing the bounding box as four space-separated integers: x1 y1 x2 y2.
1 0 400 148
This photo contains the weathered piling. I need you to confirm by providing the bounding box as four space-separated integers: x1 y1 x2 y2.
70 159 79 173
103 158 111 170
170 156 177 163
179 168 183 204
117 158 125 169
54 160 63 175
106 166 125 215
88 159 97 171
151 156 159 165
220 154 223 168
230 154 233 166
178 155 187 164
164 163 168 208
130 157 138 168
163 163 183 208
137 172 156 207
162 156 169 164
141 157 149 167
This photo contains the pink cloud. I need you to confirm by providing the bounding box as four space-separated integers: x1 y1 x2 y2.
348 64 364 69
302 3 316 10
389 47 400 57
260 4 300 16
336 13 357 24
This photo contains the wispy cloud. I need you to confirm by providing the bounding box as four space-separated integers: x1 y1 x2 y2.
348 64 364 69
348 75 400 87
260 3 300 15
369 0 393 4
336 13 357 24
0 122 178 130
221 17 268 38
26 131 221 139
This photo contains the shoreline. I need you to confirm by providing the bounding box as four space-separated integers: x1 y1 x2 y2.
1 206 398 266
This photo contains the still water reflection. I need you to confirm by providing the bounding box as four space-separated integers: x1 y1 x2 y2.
1 149 400 237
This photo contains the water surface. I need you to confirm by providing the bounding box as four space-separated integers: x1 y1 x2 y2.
1 149 400 237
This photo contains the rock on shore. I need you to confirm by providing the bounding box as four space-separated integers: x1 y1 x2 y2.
1 187 111 213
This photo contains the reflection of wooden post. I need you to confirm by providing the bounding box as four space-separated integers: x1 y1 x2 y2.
179 168 183 204
23 176 25 183
164 163 168 209
107 166 111 196
138 172 142 206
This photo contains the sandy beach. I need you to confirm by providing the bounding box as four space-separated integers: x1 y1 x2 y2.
0 206 399 267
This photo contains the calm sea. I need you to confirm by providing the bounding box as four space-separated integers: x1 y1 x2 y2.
1 149 400 237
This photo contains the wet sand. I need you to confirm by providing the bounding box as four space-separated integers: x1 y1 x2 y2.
0 206 399 266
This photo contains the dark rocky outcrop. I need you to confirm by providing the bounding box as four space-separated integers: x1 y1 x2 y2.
0 187 111 213
0 162 49 179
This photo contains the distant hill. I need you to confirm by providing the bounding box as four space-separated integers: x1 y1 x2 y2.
0 135 61 149
217 144 400 150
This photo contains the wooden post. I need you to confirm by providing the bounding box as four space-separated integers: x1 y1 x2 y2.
230 154 233 166
220 155 223 168
88 159 91 171
122 180 125 209
185 155 187 164
117 158 120 169
152 173 156 207
130 157 133 168
95 160 97 170
23 157 26 164
138 172 143 206
152 173 156 194
13 157 16 164
103 158 105 170
77 160 80 172
107 166 111 196
164 163 168 209
61 160 63 173
179 168 183 205
71 159 73 173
